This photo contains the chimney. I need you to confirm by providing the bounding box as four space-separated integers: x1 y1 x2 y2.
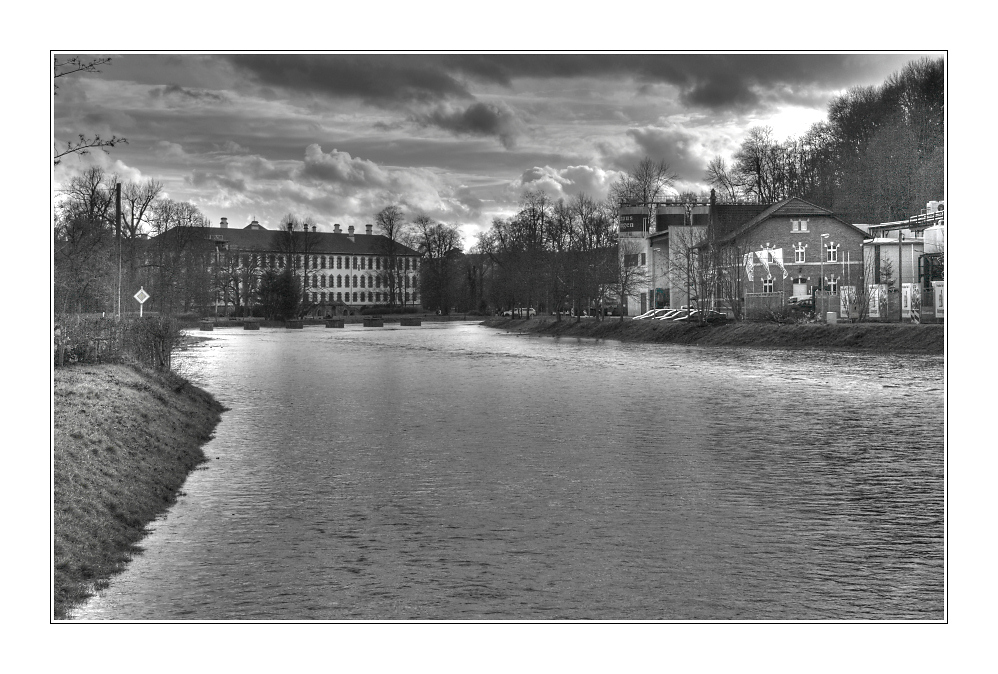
334 223 341 233
365 224 373 236
347 225 355 241
220 217 228 229
312 225 317 233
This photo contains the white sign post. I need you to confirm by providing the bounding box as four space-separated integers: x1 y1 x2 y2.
134 287 150 317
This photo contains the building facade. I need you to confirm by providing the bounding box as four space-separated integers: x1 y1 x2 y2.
156 218 422 317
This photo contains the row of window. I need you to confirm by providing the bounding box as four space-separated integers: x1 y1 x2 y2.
789 243 840 264
761 277 839 293
308 274 416 289
221 253 418 271
307 291 418 304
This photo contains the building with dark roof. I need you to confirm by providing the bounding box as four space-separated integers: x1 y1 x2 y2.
154 217 422 316
619 193 865 317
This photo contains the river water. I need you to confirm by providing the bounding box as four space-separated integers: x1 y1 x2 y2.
71 322 944 621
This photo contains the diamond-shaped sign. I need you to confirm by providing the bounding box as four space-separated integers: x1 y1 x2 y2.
134 287 150 304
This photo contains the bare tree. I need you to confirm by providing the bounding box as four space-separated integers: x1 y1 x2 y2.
615 238 649 322
609 157 677 206
412 215 462 314
375 205 408 307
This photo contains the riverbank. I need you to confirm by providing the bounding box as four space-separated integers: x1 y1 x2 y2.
483 317 944 354
53 363 224 619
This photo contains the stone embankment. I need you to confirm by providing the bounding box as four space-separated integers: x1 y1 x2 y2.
53 364 224 619
483 317 944 354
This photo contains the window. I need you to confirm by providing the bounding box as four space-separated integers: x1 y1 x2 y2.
360 275 366 288
321 275 326 288
763 277 774 293
624 254 639 267
353 257 358 270
321 292 326 303
337 292 342 302
376 257 381 270
278 255 284 268
792 219 809 232
337 256 342 269
321 256 326 269
312 275 318 288
828 278 838 294
640 253 646 266
353 292 358 302
352 275 357 288
360 257 366 270
826 244 838 262
312 292 317 303
794 243 806 263
376 276 381 288
337 275 342 288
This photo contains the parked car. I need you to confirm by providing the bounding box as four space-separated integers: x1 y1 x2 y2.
634 308 672 320
673 309 728 324
501 307 536 317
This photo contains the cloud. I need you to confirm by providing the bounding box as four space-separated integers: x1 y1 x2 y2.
510 164 623 201
298 144 390 187
415 101 524 149
224 54 472 106
186 169 246 192
149 83 225 103
154 140 188 159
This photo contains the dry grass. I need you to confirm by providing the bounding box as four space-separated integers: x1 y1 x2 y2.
52 363 224 619
484 317 944 354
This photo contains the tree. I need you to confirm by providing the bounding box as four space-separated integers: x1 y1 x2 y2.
412 215 462 314
53 56 127 165
53 167 118 314
615 239 649 323
274 213 321 317
610 157 677 205
375 205 408 307
120 179 163 293
146 199 211 315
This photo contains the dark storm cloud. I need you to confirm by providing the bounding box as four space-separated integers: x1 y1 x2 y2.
223 54 473 105
416 102 523 149
222 53 921 114
420 53 921 110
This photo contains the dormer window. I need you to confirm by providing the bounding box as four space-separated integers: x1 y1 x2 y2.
791 219 809 232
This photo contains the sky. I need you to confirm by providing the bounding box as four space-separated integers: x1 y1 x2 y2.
53 52 937 249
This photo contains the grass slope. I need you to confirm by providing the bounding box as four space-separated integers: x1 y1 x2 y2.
483 317 944 354
53 364 224 619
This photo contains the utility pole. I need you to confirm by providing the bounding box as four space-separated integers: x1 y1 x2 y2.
115 183 122 318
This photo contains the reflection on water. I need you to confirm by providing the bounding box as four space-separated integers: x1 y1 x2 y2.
72 323 944 620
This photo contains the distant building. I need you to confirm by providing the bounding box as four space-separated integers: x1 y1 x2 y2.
149 217 421 316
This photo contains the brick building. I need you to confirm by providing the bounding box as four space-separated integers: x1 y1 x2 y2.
714 197 868 305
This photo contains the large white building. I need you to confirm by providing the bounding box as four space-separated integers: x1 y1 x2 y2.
189 218 421 316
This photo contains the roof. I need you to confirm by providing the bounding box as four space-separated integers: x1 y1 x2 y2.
716 197 868 244
155 225 419 256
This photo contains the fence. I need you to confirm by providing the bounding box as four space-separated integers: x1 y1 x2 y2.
744 292 786 320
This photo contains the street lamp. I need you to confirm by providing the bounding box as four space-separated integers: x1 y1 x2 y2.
819 233 829 320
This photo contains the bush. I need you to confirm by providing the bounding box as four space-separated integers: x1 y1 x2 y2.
55 314 181 370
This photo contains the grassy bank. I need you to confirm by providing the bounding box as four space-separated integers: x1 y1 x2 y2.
53 363 224 619
483 317 944 354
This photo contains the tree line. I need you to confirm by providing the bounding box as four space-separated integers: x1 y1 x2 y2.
705 57 943 224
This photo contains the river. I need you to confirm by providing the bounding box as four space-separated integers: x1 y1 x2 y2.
71 322 944 620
